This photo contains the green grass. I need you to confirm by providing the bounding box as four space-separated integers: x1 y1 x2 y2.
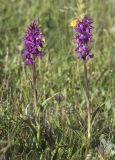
0 0 115 159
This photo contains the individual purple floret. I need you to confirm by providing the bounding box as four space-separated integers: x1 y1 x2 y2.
21 21 44 65
74 16 94 61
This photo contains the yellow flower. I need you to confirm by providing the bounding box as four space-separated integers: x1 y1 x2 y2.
42 37 45 42
69 19 77 27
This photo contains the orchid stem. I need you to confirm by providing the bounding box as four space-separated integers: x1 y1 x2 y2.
32 62 37 111
84 60 91 141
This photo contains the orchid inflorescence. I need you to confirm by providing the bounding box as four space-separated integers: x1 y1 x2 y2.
21 21 44 65
74 16 94 61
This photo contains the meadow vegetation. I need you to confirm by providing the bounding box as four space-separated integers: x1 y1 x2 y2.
0 0 115 159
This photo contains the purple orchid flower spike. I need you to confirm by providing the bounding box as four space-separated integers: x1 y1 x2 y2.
21 21 44 65
74 16 94 61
